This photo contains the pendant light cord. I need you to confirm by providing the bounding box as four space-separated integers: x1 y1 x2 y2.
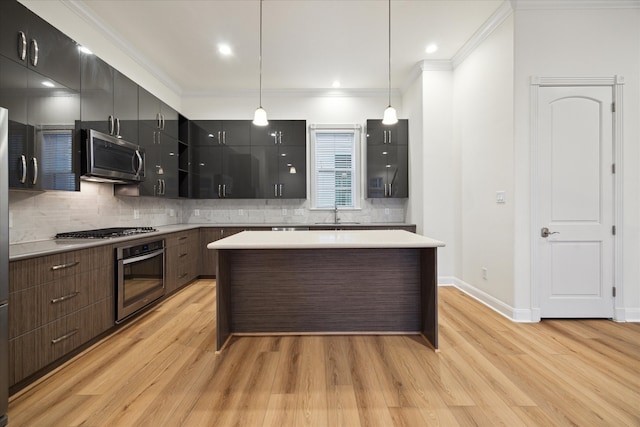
259 0 263 108
388 0 391 106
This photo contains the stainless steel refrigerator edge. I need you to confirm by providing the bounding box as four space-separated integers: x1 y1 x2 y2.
1 107 9 426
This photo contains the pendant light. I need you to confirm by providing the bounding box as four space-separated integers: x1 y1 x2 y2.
253 0 268 126
382 0 398 125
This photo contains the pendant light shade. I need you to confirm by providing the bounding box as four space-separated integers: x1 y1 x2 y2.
383 105 398 125
382 0 398 125
253 0 268 126
253 107 268 126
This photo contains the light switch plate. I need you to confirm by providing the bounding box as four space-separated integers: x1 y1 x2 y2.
194 209 200 216
133 209 140 219
496 191 506 204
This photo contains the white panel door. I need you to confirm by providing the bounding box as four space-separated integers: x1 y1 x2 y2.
536 86 614 318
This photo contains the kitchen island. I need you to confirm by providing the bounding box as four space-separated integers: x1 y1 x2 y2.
207 230 445 351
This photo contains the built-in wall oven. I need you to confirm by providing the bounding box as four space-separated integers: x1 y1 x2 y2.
116 239 165 323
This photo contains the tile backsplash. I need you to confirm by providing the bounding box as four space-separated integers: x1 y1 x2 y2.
9 182 407 244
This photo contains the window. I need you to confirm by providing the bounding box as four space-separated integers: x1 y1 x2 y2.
310 125 361 209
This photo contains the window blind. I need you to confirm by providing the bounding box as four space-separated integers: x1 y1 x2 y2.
314 132 355 208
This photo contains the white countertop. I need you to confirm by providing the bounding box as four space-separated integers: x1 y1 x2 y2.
207 230 445 250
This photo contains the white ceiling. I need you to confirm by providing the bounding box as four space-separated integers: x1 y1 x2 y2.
73 0 503 95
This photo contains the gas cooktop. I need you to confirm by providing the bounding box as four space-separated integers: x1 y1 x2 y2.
55 227 157 239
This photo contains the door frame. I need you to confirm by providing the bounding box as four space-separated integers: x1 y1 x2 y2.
530 75 624 321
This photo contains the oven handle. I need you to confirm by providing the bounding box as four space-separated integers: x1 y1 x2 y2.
121 249 164 265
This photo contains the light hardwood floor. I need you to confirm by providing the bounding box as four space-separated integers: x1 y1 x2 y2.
9 280 640 426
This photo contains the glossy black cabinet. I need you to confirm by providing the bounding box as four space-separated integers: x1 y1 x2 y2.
138 86 178 139
366 119 408 198
190 121 254 199
250 120 306 146
178 115 190 198
0 53 80 191
0 0 81 91
137 123 179 198
250 120 306 198
80 54 138 143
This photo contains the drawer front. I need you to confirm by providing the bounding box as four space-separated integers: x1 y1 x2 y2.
9 298 113 386
10 245 113 292
9 264 113 339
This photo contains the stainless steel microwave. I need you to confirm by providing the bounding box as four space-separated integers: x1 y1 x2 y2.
81 129 145 183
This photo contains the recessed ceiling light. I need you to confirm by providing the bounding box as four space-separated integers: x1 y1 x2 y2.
332 80 341 88
218 44 232 56
42 81 54 88
425 44 438 54
78 46 93 55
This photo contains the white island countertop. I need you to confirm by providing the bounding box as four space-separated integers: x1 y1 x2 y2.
207 229 445 250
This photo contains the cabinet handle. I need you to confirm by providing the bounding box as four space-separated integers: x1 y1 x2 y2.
156 113 161 129
19 155 27 184
51 291 80 304
30 39 39 66
31 157 38 185
116 117 121 137
179 253 188 258
383 130 387 144
279 184 283 197
218 184 222 198
388 182 392 197
134 150 143 175
18 31 27 61
51 328 78 345
108 115 114 135
162 179 166 195
223 184 226 197
279 131 283 144
384 183 388 197
388 130 392 144
179 236 188 241
273 132 278 145
274 184 278 197
178 273 188 279
161 114 165 130
51 261 79 271
217 131 221 145
222 131 226 145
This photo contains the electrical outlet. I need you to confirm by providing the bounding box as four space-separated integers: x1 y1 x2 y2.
385 208 390 215
168 209 175 217
133 209 140 219
496 191 506 204
282 208 288 216
482 267 488 280
239 209 245 216
294 209 304 216
194 209 200 217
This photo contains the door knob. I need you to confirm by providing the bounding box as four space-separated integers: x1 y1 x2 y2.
541 227 559 238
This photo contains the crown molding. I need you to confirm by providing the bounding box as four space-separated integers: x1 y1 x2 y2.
62 0 183 97
511 0 640 9
420 60 453 72
182 88 401 99
452 0 514 69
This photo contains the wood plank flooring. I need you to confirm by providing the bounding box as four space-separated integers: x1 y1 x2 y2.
8 280 640 426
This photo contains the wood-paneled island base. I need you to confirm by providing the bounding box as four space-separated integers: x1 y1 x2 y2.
207 230 445 351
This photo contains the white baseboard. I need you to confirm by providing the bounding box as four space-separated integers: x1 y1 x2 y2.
438 276 535 322
439 276 640 323
619 308 640 322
